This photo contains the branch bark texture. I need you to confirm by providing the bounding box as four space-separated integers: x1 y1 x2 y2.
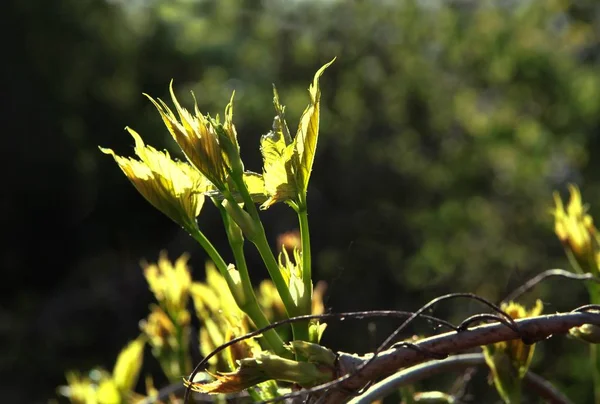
319 311 600 403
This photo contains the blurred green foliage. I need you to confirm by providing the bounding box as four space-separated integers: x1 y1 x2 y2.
6 0 600 402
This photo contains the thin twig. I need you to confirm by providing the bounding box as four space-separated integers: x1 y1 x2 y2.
347 353 572 404
457 313 519 332
502 269 598 304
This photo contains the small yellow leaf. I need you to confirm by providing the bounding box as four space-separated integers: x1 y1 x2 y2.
96 379 120 404
257 280 287 321
552 184 598 272
142 252 192 319
58 371 97 403
112 337 145 393
139 305 176 349
309 320 328 344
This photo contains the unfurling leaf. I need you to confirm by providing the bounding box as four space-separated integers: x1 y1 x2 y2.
260 123 297 208
260 61 334 208
145 83 230 190
294 59 335 194
309 320 328 344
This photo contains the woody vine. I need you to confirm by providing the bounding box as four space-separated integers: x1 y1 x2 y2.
57 61 600 404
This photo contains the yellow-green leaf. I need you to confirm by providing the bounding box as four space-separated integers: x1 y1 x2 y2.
100 129 209 232
145 83 228 189
288 273 304 308
96 379 120 404
112 337 145 393
205 171 267 204
242 171 268 203
294 59 335 193
308 321 328 344
260 128 297 208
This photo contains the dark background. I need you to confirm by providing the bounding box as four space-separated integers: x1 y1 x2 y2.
4 0 600 402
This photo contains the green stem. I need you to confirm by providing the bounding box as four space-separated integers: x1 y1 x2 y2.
253 234 308 342
219 208 289 358
252 233 293 311
591 344 600 404
174 322 190 378
221 199 295 313
228 173 308 342
232 172 262 224
297 200 313 317
187 225 229 276
587 282 600 404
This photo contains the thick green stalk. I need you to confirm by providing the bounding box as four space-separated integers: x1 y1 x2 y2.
187 225 229 276
228 173 308 341
297 199 313 317
220 209 289 357
231 172 262 224
220 198 296 312
243 302 290 358
189 223 288 357
253 234 309 342
250 224 296 313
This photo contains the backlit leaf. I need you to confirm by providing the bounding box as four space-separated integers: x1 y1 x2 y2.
294 59 335 193
260 127 297 208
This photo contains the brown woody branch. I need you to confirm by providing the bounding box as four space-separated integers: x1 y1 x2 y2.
316 311 600 403
144 311 600 403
